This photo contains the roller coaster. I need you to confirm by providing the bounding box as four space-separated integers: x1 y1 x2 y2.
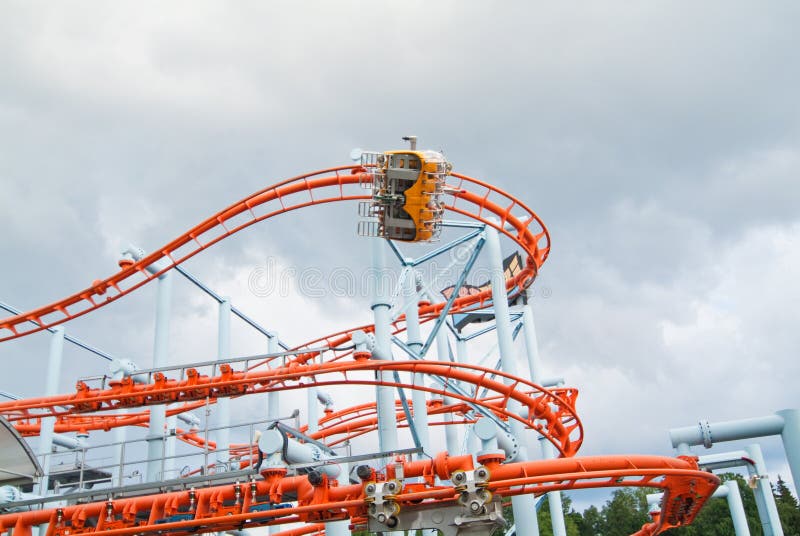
0 139 719 536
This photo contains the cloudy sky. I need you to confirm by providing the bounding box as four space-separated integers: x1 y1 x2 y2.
1 0 799 513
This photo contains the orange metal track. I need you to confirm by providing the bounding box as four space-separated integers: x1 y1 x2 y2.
0 168 548 341
0 452 718 536
0 359 582 457
0 165 718 535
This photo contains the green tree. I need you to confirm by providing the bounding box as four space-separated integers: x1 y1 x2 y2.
774 476 800 535
576 505 602 536
599 488 652 536
536 493 580 536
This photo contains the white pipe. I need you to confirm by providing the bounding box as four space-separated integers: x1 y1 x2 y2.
38 326 65 496
267 333 280 421
404 269 430 455
325 461 350 536
522 291 566 536
371 238 398 454
776 408 800 495
307 385 319 435
459 339 482 456
258 429 340 478
436 329 459 454
146 271 172 482
485 226 540 536
745 444 783 536
214 298 232 469
670 415 785 448
725 480 751 536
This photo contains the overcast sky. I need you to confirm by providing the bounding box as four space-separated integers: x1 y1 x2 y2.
1 1 799 513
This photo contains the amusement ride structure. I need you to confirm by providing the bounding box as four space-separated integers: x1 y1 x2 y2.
0 138 724 536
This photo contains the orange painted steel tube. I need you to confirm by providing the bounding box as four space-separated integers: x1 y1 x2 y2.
0 167 548 341
0 360 582 457
0 453 716 536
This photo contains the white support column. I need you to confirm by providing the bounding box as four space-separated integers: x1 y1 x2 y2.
214 298 232 471
325 462 351 536
485 226 540 536
38 326 65 496
777 408 800 494
744 444 783 536
146 271 172 482
307 386 319 435
522 295 566 536
436 329 459 454
371 238 398 454
724 480 751 536
267 333 280 421
403 269 430 455
266 332 280 536
458 338 481 456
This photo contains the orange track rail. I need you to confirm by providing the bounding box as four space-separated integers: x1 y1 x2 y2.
0 164 717 536
0 452 718 536
0 168 548 341
0 359 582 457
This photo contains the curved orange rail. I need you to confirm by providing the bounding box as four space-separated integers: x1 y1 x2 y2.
0 359 582 457
0 452 717 536
0 168 548 341
0 162 717 536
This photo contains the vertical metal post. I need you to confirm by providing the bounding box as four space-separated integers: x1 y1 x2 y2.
164 413 177 478
146 271 172 482
744 444 783 536
485 226 540 536
777 408 800 492
267 333 280 421
522 295 566 536
436 329 459 454
214 298 232 471
38 326 65 496
266 333 280 536
307 386 319 434
404 269 430 455
458 338 481 456
112 408 128 486
371 238 398 454
724 480 751 536
325 462 350 536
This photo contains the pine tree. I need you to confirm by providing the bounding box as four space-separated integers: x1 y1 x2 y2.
598 488 652 536
773 476 800 535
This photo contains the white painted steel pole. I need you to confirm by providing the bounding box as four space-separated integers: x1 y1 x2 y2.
745 444 783 536
724 480 751 536
214 298 232 470
458 338 481 456
776 408 800 493
266 332 280 536
146 272 172 482
521 292 566 536
436 329 459 454
371 238 398 454
307 386 319 435
38 326 65 496
404 269 430 454
325 462 350 536
267 333 280 421
485 226 540 536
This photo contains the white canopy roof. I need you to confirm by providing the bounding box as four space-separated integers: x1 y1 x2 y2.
0 417 41 486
